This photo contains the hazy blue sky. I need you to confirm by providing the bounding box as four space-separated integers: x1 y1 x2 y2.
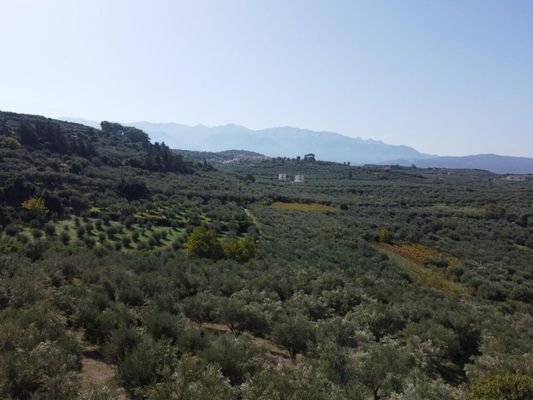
1 0 532 156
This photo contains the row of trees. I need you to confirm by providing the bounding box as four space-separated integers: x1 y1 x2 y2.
16 119 96 157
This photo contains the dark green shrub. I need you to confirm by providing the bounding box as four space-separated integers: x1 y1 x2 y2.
183 226 224 259
103 325 140 363
60 231 70 244
5 223 19 236
272 317 315 361
144 310 184 343
44 223 56 237
223 236 256 262
119 337 164 392
119 286 144 306
31 228 43 239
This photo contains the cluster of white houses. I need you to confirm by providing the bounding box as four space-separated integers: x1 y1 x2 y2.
503 174 531 182
278 174 305 183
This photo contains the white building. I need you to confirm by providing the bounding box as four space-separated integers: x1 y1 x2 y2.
278 174 289 181
294 175 305 183
504 175 528 182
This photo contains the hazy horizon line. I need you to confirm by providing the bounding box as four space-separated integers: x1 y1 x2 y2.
54 114 533 159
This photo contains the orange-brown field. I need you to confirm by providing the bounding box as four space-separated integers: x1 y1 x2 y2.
381 242 461 267
271 201 339 213
374 243 471 297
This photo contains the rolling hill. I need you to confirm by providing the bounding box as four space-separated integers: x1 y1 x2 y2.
62 118 533 173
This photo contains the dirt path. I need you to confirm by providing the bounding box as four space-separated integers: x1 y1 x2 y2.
80 350 127 399
244 208 262 234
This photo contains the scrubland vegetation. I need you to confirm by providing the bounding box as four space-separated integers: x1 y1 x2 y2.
0 111 532 399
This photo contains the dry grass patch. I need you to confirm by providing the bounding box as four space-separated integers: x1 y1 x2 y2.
79 349 127 399
374 243 472 297
382 242 461 267
515 244 533 254
80 355 117 386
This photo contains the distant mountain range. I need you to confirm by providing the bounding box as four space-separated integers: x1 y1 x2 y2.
387 154 533 174
62 118 533 174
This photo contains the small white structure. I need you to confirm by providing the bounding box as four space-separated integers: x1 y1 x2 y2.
504 175 528 182
294 175 305 183
278 174 289 181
